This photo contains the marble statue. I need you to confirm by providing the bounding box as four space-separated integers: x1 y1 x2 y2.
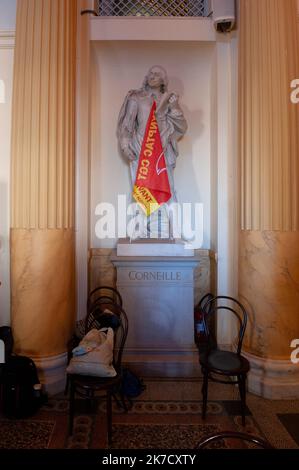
117 65 187 238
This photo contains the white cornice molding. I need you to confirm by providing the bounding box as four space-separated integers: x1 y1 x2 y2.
0 30 15 49
90 17 216 42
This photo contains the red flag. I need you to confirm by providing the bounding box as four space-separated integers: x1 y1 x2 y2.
133 101 171 216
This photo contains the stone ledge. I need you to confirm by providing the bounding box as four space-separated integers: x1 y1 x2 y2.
0 30 15 49
244 351 299 399
33 352 67 396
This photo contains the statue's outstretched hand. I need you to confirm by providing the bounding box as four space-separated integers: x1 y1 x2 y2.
156 92 171 114
168 93 179 108
156 92 178 115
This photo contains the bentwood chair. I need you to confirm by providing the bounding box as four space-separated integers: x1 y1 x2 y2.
67 302 128 445
196 431 273 449
87 286 123 313
199 296 250 426
65 286 123 395
194 293 214 351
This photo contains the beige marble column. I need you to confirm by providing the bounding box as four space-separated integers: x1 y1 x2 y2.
238 0 299 398
10 0 77 393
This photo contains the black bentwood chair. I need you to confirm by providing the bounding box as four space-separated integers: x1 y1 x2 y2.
64 286 123 396
194 293 215 350
87 285 123 313
199 296 250 426
67 302 128 445
196 431 273 449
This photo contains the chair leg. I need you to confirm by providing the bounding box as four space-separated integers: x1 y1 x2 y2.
107 391 112 446
201 370 209 420
85 389 94 413
112 391 128 412
69 378 75 435
238 374 247 426
64 375 69 396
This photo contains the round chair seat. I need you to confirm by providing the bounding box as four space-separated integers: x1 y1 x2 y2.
71 373 121 390
200 349 250 374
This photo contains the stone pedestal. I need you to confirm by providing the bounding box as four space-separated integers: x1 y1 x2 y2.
117 238 194 257
112 246 199 377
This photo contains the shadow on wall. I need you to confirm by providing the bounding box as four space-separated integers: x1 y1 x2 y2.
168 76 205 203
170 75 208 247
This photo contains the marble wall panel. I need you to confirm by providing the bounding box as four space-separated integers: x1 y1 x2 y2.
239 230 299 359
11 229 75 357
89 248 216 306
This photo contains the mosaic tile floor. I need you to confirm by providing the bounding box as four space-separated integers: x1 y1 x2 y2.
0 379 298 449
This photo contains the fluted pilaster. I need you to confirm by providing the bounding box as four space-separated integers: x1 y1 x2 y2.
239 0 299 231
10 0 77 390
11 0 76 229
238 0 299 398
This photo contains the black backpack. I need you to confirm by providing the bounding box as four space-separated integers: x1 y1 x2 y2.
119 367 146 408
1 355 43 419
0 326 44 419
0 326 14 361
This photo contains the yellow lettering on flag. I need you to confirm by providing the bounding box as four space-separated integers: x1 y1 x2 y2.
133 185 159 216
132 101 171 216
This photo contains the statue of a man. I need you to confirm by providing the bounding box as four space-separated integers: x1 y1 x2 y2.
117 65 187 237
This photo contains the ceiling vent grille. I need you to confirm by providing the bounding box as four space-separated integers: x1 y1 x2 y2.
96 0 207 17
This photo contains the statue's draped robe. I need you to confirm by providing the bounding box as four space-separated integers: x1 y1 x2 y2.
117 89 187 201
